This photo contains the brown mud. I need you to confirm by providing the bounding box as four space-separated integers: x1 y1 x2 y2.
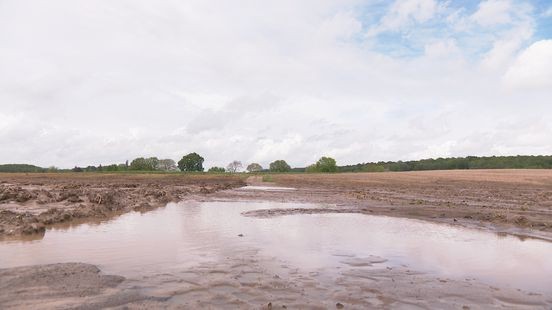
0 173 245 236
1 170 552 308
211 170 552 241
2 254 551 309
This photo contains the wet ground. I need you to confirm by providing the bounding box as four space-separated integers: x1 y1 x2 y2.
1 196 552 308
227 171 552 241
0 172 244 236
2 171 552 308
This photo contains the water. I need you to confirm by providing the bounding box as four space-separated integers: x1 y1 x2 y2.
1 200 551 293
236 185 297 191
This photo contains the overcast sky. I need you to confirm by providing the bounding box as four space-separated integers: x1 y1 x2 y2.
1 0 551 169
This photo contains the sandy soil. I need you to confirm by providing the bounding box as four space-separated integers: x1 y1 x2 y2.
0 173 245 236
211 170 552 241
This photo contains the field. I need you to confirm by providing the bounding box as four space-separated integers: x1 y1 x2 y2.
0 173 245 236
1 170 552 308
2 170 552 238
222 170 552 240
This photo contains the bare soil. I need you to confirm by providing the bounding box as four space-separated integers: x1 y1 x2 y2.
216 170 552 240
0 173 245 236
2 170 552 309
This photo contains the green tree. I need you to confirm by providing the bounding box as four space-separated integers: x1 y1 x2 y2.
85 165 97 172
129 158 145 170
104 164 119 171
246 163 263 172
208 166 226 173
178 152 204 172
305 157 337 173
0 164 45 173
361 164 385 172
315 156 337 172
130 157 159 171
269 160 291 172
117 163 128 171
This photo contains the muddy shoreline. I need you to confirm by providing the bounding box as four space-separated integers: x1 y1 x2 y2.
3 170 551 239
1 170 552 308
0 173 245 236
3 256 551 309
210 170 552 241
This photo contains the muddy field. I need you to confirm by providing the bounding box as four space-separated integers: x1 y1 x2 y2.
0 173 245 236
4 170 552 239
218 170 552 240
2 170 552 309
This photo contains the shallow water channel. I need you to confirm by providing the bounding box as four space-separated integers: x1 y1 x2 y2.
1 200 552 294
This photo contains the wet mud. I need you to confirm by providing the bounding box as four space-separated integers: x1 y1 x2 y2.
0 173 244 236
216 171 552 241
1 170 552 309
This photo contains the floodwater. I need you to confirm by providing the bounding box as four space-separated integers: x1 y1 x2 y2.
236 185 297 191
1 200 552 294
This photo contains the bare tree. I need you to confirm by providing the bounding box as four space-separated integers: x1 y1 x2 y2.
226 160 243 173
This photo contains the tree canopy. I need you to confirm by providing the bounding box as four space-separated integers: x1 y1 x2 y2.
208 166 226 173
0 164 45 173
338 155 552 172
246 163 263 172
226 160 242 173
129 157 159 171
178 153 204 172
269 160 291 172
306 156 337 173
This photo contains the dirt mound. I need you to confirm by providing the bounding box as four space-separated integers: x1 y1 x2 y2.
0 263 159 309
0 173 245 236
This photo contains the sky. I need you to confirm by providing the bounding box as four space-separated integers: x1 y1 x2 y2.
0 0 551 169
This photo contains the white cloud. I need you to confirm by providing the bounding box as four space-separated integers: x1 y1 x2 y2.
317 11 362 41
473 0 534 70
503 40 552 89
471 0 513 26
0 0 551 168
367 0 438 35
480 21 533 69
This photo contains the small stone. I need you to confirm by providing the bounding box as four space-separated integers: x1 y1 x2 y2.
336 302 344 309
238 234 244 237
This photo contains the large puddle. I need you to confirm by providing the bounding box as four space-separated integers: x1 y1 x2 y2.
1 200 552 294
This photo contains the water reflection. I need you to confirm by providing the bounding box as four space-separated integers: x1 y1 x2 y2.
236 186 297 191
0 201 551 294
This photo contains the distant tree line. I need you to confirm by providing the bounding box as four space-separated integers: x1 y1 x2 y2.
3 155 551 174
0 164 46 173
338 155 552 172
67 156 296 173
71 156 186 173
